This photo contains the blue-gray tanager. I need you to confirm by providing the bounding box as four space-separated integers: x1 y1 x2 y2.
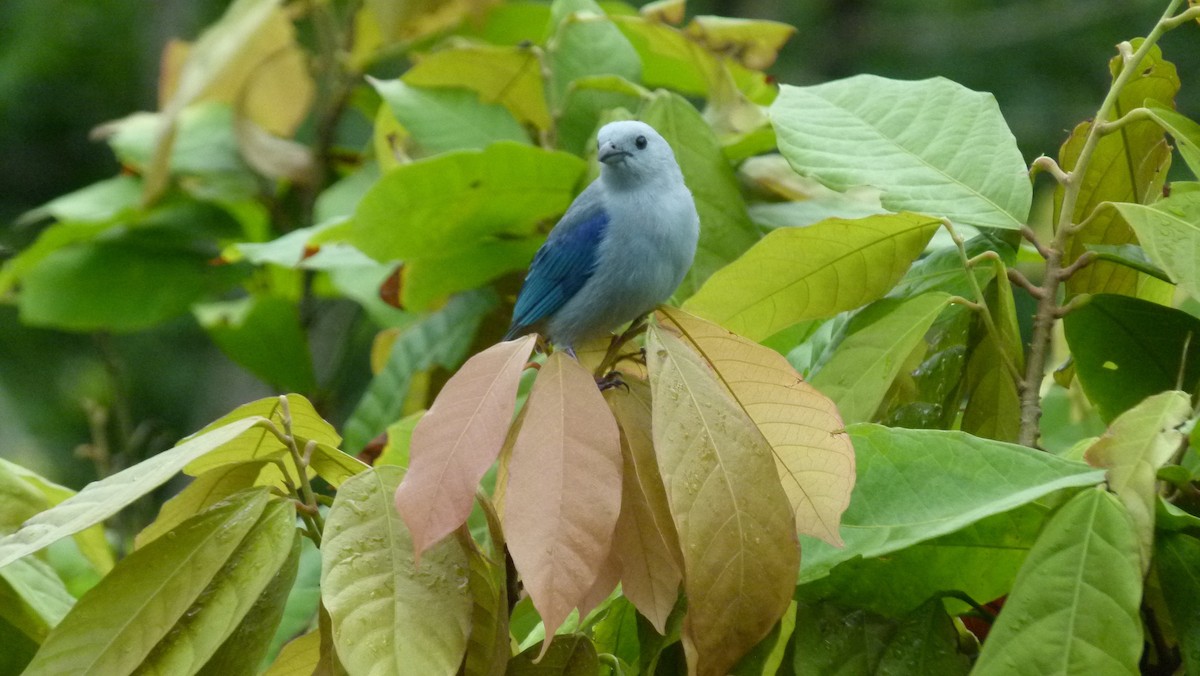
503 121 700 351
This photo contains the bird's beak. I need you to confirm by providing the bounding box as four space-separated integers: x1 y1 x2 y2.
598 141 631 165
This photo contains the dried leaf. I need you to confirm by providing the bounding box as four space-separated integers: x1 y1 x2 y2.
395 335 537 560
659 307 854 547
606 381 684 633
646 327 798 676
503 352 622 656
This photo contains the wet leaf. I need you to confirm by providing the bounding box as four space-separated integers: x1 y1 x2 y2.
1116 191 1200 301
395 335 536 559
646 327 797 676
322 466 472 676
658 307 854 546
504 352 622 652
973 487 1142 675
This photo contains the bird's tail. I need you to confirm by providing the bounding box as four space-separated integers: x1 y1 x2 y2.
502 324 524 342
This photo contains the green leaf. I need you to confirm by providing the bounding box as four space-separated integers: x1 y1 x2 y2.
136 461 271 549
321 466 473 676
1084 243 1171 283
350 142 586 262
342 289 497 454
196 295 317 392
684 212 940 340
1155 532 1200 676
18 175 141 226
399 238 544 311
1115 191 1200 300
639 90 760 297
22 489 271 674
506 634 599 675
1143 102 1200 178
1063 293 1200 421
371 79 529 154
799 425 1106 583
199 529 301 675
262 536 322 668
0 416 263 569
547 0 642 111
1059 41 1177 298
139 498 298 674
800 501 1048 618
263 630 320 676
972 487 1143 676
0 556 75 642
18 234 244 333
403 44 550 130
810 293 950 424
962 260 1024 442
771 76 1031 230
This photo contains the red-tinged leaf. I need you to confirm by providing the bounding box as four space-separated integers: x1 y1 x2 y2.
503 351 623 657
605 381 684 634
658 307 854 547
646 326 798 676
395 335 538 560
579 542 622 621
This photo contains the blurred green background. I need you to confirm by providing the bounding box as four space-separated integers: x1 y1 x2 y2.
1 0 1196 490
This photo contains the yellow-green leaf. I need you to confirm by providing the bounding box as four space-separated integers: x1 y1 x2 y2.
684 213 940 340
404 44 550 130
1083 390 1190 569
646 327 798 676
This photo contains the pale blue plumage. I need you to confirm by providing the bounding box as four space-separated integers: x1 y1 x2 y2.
504 121 699 350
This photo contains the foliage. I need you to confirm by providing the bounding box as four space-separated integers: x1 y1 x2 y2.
4 0 1200 674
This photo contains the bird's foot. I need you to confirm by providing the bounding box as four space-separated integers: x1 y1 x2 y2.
595 370 629 392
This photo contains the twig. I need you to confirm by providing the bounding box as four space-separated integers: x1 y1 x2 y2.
1030 155 1070 184
1007 268 1045 299
1057 251 1098 280
1019 226 1053 259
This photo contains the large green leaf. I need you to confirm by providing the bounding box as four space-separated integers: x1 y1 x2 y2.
371 80 529 154
342 289 497 454
1058 42 1177 298
799 425 1106 583
972 487 1143 675
639 90 760 297
0 458 113 574
810 293 950 423
546 0 642 111
321 466 473 676
770 76 1031 230
1143 102 1200 178
798 501 1047 618
1155 532 1200 676
962 260 1024 442
22 490 272 674
0 416 263 569
507 634 599 675
1116 191 1200 301
18 234 244 333
1063 293 1200 421
403 44 550 130
684 212 941 340
350 142 586 263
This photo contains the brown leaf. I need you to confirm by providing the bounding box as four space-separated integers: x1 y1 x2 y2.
658 307 854 547
646 326 798 676
605 381 684 633
503 352 622 658
578 543 621 620
394 335 537 560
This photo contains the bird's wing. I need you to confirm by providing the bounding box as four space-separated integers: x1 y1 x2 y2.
505 185 610 339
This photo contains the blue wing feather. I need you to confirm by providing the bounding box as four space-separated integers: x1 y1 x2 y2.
505 186 609 339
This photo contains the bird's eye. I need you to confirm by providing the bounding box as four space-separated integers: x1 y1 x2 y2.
635 135 647 149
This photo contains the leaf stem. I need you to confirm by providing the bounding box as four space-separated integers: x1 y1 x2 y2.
1018 0 1186 447
943 220 1024 385
276 396 326 543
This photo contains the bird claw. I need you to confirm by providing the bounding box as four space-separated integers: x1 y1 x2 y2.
595 371 629 392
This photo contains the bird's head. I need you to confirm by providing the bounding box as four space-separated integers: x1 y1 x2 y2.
596 121 681 187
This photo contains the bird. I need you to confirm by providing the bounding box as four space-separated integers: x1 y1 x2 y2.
502 120 700 354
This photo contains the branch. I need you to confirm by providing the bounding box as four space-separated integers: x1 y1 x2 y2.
1057 251 1098 280
1007 268 1045 299
1018 0 1185 447
1030 155 1070 184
